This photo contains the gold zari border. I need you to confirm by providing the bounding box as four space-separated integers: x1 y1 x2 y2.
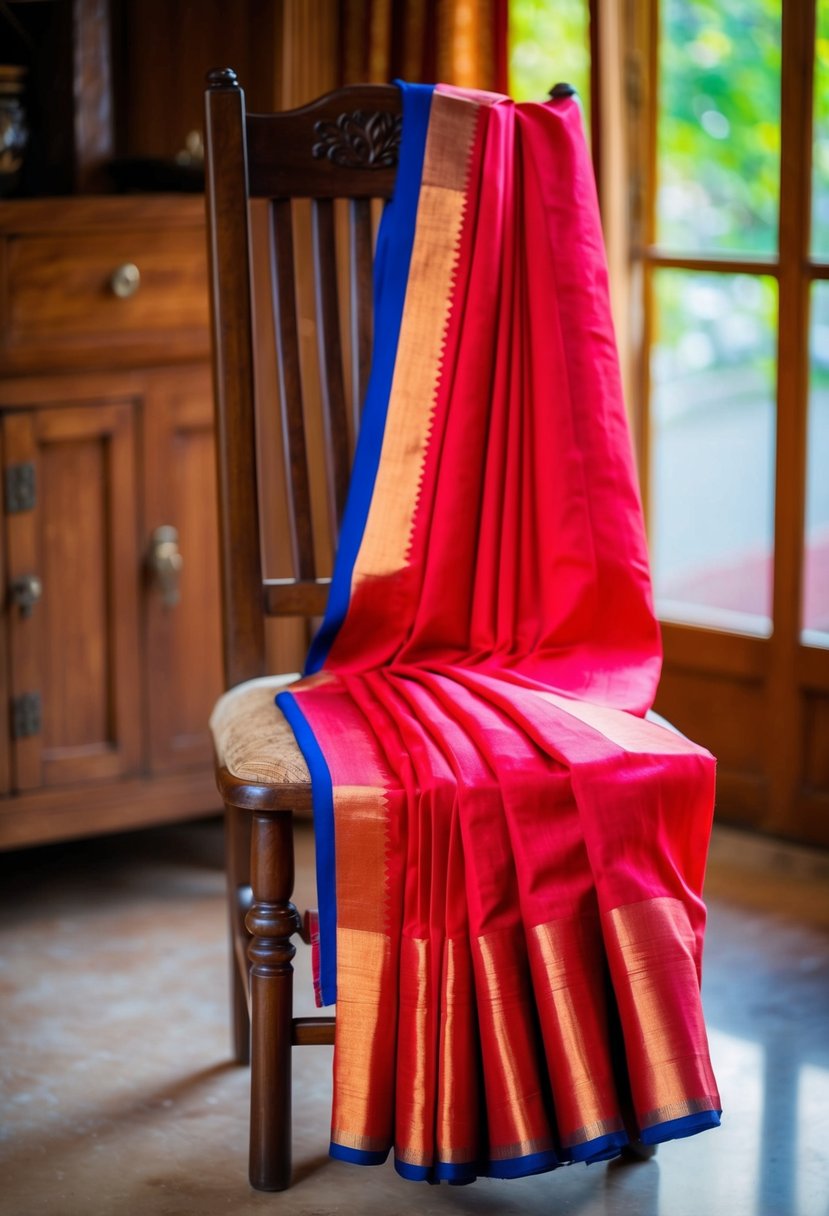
352 90 481 583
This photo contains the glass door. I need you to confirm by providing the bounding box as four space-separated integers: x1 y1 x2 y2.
633 0 829 845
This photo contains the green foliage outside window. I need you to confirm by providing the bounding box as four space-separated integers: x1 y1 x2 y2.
655 1 782 389
508 0 590 133
509 2 828 388
812 0 829 257
658 0 782 257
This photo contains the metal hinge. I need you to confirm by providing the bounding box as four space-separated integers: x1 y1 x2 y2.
11 692 41 739
4 462 36 513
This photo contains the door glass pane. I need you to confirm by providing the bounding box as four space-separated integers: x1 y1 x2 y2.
803 282 829 644
650 270 777 633
509 0 590 133
813 0 829 256
657 0 782 255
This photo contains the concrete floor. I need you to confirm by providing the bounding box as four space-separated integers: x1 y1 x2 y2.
1 818 827 1216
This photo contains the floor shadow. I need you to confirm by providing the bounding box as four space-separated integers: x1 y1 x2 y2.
0 1059 242 1172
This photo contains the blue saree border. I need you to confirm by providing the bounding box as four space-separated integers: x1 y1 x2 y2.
567 1129 629 1163
305 81 435 674
393 1147 561 1185
275 689 338 1005
276 82 435 1007
330 1142 389 1168
639 1109 721 1145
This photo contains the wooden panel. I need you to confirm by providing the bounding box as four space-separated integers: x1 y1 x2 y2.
792 789 829 848
0 370 145 410
0 769 222 850
40 428 110 753
142 367 224 773
3 399 143 791
4 228 208 371
0 197 207 237
658 661 772 828
796 642 829 688
713 771 769 827
0 198 210 374
39 402 143 786
655 670 767 775
661 621 769 680
802 692 829 791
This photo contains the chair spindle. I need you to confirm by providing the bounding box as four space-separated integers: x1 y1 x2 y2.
311 198 352 539
349 198 374 433
271 199 316 582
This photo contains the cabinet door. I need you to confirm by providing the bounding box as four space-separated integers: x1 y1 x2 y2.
142 366 224 773
2 402 142 791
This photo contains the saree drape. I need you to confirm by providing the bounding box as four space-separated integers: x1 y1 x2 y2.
278 81 721 1185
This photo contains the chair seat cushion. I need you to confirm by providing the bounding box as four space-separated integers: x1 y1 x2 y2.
208 682 680 789
209 673 311 784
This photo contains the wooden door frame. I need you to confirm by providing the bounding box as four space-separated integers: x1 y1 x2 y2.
626 0 829 844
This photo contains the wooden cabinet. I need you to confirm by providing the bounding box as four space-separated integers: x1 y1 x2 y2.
0 197 224 847
142 366 223 775
3 397 142 793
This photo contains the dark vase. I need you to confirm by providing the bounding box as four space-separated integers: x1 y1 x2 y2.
0 65 28 197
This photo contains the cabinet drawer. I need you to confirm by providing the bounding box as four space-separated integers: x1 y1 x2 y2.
2 228 210 371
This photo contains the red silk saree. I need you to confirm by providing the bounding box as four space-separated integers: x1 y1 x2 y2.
278 81 721 1184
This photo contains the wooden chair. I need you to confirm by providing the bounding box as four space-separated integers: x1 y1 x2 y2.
203 68 402 1191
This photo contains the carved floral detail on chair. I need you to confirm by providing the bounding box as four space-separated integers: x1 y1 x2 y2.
312 111 402 169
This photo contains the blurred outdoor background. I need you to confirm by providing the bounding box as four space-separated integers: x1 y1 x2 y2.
512 0 827 641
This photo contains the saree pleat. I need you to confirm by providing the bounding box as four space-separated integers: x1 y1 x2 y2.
277 81 721 1184
420 669 626 1161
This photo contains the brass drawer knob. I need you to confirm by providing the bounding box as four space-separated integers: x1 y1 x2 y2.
109 262 141 299
148 525 182 608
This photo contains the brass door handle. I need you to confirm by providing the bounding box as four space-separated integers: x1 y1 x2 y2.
148 526 182 608
9 574 43 618
110 262 141 298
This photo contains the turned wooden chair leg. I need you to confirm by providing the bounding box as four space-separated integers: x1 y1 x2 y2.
224 805 253 1064
246 810 301 1191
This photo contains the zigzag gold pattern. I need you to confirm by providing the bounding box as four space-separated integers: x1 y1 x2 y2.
352 90 481 583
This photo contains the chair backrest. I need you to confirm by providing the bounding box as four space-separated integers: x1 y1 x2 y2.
204 69 401 689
